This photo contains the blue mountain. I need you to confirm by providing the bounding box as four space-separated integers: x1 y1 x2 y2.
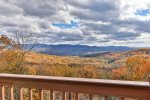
31 44 135 56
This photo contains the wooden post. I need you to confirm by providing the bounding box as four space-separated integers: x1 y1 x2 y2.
19 88 23 100
0 86 5 100
29 88 32 100
10 86 14 100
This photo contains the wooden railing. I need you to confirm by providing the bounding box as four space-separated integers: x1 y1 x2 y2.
0 74 150 100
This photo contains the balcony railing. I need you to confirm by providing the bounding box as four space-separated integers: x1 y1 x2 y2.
0 74 150 100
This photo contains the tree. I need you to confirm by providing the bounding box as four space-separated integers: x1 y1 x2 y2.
0 32 37 74
13 32 37 73
125 55 150 81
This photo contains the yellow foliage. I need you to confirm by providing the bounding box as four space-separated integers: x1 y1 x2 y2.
0 50 27 73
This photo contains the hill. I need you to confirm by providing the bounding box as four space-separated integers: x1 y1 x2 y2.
23 51 108 78
84 48 150 68
27 48 150 70
26 48 150 80
25 52 106 68
0 49 107 78
25 48 150 71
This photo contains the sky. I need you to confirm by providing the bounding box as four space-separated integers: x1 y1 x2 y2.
0 0 150 47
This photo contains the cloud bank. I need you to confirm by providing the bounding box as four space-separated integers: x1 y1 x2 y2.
0 0 150 47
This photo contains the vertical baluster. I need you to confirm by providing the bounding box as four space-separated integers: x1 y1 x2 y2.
75 93 79 100
50 90 54 100
120 97 125 100
39 89 43 100
10 86 14 100
29 88 32 100
89 94 92 100
104 96 108 100
19 88 23 100
62 91 66 100
0 86 5 100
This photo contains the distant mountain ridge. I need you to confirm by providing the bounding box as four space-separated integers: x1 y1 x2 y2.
32 44 135 56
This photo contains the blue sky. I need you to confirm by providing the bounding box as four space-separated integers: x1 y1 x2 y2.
135 9 150 16
52 20 79 29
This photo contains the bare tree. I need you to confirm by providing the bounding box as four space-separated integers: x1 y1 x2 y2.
13 32 37 73
0 32 37 74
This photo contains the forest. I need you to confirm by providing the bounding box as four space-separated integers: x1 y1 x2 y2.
0 34 150 82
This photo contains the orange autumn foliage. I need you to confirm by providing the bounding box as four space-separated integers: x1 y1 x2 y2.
126 55 150 81
112 55 150 81
112 66 127 79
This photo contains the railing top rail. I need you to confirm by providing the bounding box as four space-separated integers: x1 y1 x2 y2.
0 74 150 99
0 73 149 88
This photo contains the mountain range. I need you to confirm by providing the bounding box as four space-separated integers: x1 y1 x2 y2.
32 44 136 56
